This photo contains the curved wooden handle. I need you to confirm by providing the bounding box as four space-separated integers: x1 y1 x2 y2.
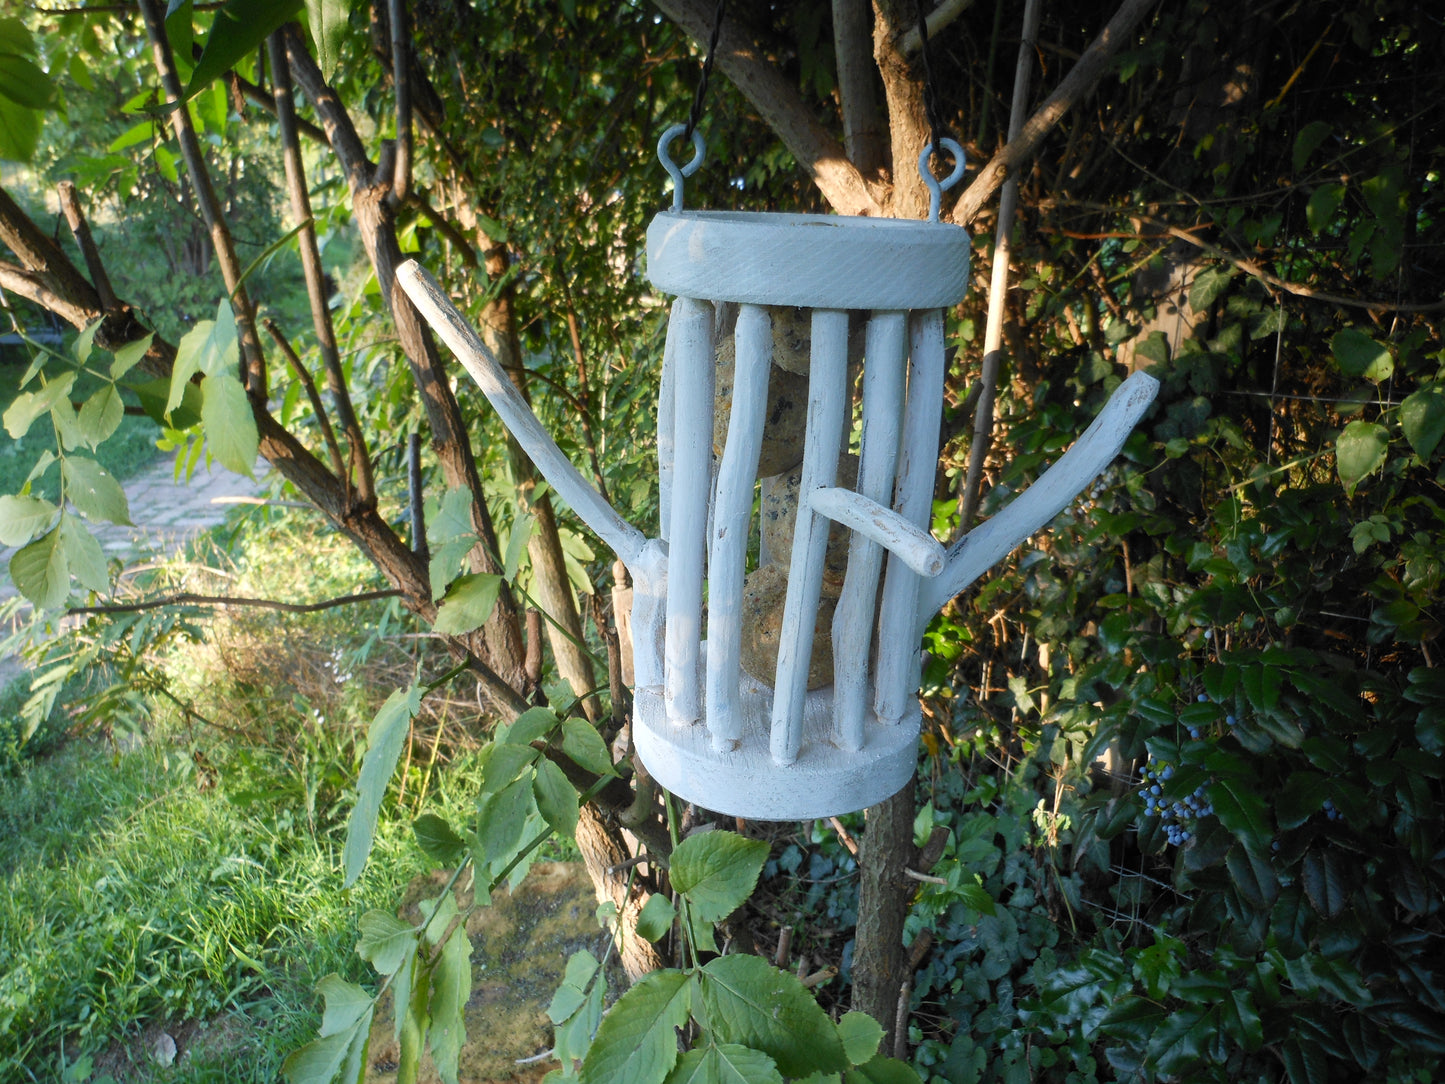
917 370 1160 630
396 261 649 571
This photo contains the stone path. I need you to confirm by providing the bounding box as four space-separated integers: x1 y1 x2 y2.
1 454 270 684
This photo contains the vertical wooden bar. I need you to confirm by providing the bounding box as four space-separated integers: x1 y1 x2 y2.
657 304 679 544
832 311 907 749
665 296 714 725
770 309 849 764
875 309 947 725
707 304 772 749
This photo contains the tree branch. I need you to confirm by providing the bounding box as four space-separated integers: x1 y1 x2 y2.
137 0 267 399
69 588 402 616
268 31 376 508
388 0 413 204
832 0 887 177
900 0 978 55
949 0 1156 227
652 0 883 216
56 181 118 312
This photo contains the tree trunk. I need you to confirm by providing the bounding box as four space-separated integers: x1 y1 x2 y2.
851 777 916 1053
575 803 666 982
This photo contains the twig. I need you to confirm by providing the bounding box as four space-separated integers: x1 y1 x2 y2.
137 0 267 398
949 0 1156 227
894 978 913 1060
957 0 1042 537
268 32 375 505
67 589 402 616
774 926 793 968
900 0 979 55
56 181 117 312
262 318 348 485
407 431 427 559
828 816 860 856
904 869 947 885
388 0 413 204
800 966 837 988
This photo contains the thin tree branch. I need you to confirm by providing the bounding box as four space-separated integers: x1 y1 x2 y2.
268 30 376 506
56 181 118 312
958 0 1041 536
69 589 403 616
900 0 979 55
404 192 478 268
652 0 883 216
262 318 348 484
388 0 413 204
137 0 267 399
949 0 1156 227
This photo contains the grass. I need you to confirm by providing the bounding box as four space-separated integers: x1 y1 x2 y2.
0 731 447 1081
0 505 513 1082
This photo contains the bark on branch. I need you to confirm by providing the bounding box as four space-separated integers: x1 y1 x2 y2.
949 0 1156 227
651 0 883 216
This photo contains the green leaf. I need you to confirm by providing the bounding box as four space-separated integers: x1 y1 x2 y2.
108 119 158 153
356 910 417 976
503 510 535 582
62 456 131 525
430 924 472 1084
0 15 37 56
670 831 769 924
1306 183 1345 233
1400 384 1445 461
283 975 373 1084
73 320 101 365
1300 848 1347 919
344 684 423 887
1291 120 1331 173
9 526 68 610
5 372 75 439
1336 420 1389 496
110 332 154 379
533 757 579 839
304 0 351 80
1210 776 1271 855
844 1055 924 1084
698 956 847 1078
0 494 57 547
473 775 535 874
836 1012 883 1066
635 893 676 943
77 385 124 447
505 706 560 745
59 513 108 594
1331 329 1394 382
482 741 541 793
186 0 304 100
1187 266 1232 310
560 717 616 776
201 373 259 477
0 54 57 110
0 93 42 162
580 968 691 1084
413 813 468 865
433 573 502 635
662 1044 783 1084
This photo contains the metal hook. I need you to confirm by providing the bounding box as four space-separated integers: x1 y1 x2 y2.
658 123 707 212
918 137 966 222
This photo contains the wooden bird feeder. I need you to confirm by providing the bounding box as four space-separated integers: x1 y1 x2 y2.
398 128 1157 820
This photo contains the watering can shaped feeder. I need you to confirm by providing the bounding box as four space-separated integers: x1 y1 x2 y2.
397 126 1159 821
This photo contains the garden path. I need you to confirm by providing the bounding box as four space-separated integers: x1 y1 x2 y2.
1 453 269 686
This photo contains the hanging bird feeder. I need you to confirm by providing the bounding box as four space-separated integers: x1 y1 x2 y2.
397 127 1157 820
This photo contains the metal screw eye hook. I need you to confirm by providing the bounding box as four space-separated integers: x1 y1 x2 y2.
658 123 707 212
918 137 966 222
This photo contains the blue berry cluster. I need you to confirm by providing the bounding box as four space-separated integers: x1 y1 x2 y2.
1322 798 1343 823
1138 754 1215 846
